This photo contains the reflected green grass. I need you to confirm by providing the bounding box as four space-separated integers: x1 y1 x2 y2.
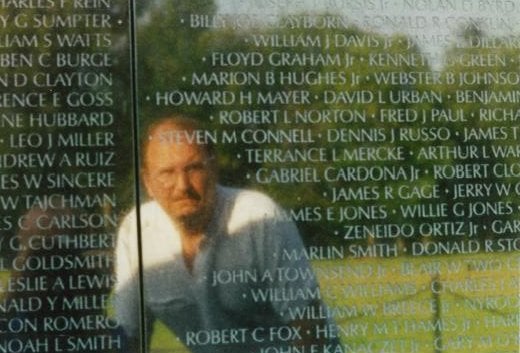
150 252 519 353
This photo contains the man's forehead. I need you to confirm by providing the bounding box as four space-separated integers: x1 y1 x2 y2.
147 135 206 158
142 118 216 169
153 128 213 146
148 120 214 146
146 129 209 164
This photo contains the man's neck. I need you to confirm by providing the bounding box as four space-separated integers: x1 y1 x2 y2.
179 230 205 273
175 215 210 273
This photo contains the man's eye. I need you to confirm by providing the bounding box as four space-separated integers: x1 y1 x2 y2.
156 170 175 180
186 164 205 174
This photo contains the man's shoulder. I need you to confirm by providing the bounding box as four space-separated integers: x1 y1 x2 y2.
120 201 170 231
218 185 288 230
219 185 280 212
122 200 163 218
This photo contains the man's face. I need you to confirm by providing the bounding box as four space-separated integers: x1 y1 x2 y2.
143 126 216 228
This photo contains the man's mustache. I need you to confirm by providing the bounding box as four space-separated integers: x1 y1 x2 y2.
172 189 201 201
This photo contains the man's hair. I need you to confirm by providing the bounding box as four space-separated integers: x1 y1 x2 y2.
140 115 216 171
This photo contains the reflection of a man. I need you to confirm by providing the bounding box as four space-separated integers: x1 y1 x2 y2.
115 116 334 352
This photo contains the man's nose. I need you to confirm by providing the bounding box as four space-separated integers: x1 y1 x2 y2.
174 170 190 192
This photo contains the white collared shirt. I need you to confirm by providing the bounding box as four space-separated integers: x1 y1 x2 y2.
114 186 319 352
